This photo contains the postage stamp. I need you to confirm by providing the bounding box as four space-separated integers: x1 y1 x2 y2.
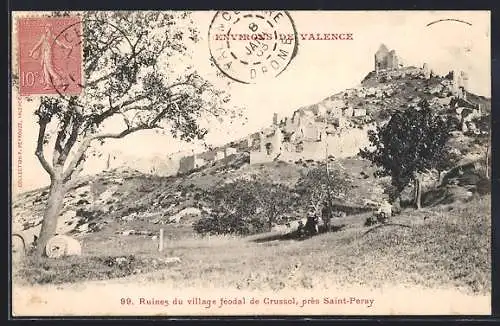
10 10 492 317
17 16 83 96
208 11 298 84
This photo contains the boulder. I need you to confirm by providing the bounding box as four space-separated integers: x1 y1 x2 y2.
333 211 347 218
163 257 181 264
113 178 124 185
45 235 82 258
168 207 202 223
77 223 90 233
120 229 136 236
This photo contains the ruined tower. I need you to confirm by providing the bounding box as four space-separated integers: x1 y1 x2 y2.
451 69 468 99
272 127 283 154
460 71 469 90
374 44 389 72
259 131 266 152
387 50 399 70
375 44 399 72
273 113 279 125
422 63 431 79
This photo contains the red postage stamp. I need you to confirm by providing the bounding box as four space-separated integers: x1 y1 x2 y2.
17 16 83 96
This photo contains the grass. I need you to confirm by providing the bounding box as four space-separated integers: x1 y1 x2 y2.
14 196 490 295
13 254 177 285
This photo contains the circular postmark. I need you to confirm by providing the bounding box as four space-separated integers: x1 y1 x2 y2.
49 20 85 94
208 11 299 84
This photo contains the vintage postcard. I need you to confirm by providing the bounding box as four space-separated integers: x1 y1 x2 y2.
10 10 491 316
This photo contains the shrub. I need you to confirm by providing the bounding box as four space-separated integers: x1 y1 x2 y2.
193 180 296 236
476 177 491 195
364 215 378 227
193 214 267 236
295 164 351 208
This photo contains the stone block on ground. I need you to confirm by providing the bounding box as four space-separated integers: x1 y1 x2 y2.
45 235 82 258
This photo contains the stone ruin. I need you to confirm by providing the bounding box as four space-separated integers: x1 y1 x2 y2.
249 105 374 165
422 63 431 79
451 69 469 100
374 44 400 73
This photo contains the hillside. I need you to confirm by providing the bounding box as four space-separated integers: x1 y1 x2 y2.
14 195 490 297
296 66 489 132
12 62 491 299
13 63 491 243
12 154 387 243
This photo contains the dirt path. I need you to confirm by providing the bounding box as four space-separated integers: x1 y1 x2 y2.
12 279 490 316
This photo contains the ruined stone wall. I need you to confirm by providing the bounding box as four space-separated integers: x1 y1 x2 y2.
324 125 375 158
178 155 195 174
148 158 181 176
387 51 398 70
225 147 238 156
103 152 181 177
375 44 389 71
249 123 376 165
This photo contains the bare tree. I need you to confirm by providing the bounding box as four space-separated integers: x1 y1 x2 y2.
33 11 237 256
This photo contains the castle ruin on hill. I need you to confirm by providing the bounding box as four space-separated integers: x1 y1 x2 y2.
103 44 486 174
374 44 401 72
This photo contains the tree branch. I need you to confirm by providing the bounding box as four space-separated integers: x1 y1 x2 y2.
35 120 55 179
63 153 86 186
93 125 152 140
149 102 178 126
61 123 154 181
86 78 197 133
52 117 70 166
85 31 145 88
58 113 83 164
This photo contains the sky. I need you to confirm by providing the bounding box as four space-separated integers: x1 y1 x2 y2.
12 10 491 193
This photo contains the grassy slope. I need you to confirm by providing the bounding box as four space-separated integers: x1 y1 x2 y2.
15 195 490 295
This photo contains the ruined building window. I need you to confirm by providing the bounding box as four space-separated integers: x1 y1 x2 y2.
265 143 273 155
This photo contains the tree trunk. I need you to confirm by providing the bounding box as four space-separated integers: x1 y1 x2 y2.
35 178 66 257
414 176 422 210
324 213 330 232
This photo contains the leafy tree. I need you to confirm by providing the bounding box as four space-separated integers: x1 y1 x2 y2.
295 163 351 230
360 100 455 209
194 180 296 235
32 11 237 256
